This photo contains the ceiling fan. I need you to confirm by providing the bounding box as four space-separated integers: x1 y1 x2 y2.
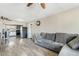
27 3 46 9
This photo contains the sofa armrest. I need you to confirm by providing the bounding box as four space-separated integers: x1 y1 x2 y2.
59 44 79 56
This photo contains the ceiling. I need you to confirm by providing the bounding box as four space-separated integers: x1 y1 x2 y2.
0 3 79 22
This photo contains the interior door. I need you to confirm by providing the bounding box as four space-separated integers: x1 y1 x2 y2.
23 27 27 38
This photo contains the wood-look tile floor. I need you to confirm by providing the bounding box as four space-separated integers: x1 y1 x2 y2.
0 38 58 56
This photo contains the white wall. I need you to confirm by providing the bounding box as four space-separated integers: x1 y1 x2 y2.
30 7 79 34
27 24 32 38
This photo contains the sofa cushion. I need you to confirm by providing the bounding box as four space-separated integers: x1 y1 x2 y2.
55 33 78 44
67 36 79 50
37 38 50 43
55 33 67 44
46 33 55 41
37 38 63 52
49 42 63 52
40 32 47 39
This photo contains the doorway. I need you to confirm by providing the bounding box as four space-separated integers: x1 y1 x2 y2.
22 27 27 38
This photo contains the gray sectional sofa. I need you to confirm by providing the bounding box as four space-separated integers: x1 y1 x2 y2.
32 32 78 53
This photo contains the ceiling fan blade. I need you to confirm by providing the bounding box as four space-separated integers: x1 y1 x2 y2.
27 3 33 7
40 3 46 9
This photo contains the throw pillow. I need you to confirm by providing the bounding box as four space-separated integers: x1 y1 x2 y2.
67 36 79 50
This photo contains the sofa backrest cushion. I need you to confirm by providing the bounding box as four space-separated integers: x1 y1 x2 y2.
55 33 66 44
55 33 78 44
46 33 55 41
40 32 55 41
40 32 47 39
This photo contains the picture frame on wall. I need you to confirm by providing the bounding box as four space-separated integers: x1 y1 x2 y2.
36 20 41 26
